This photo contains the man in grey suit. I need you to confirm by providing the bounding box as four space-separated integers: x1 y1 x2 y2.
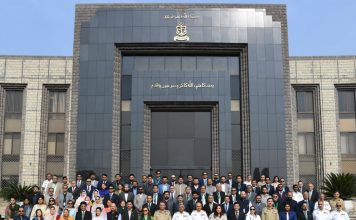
134 186 147 213
246 185 256 202
58 185 73 213
252 194 266 216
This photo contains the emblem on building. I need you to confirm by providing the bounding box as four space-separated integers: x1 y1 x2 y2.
174 22 190 42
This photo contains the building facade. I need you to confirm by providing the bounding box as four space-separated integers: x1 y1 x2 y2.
0 4 355 188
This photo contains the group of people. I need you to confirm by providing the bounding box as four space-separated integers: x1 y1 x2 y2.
4 171 351 220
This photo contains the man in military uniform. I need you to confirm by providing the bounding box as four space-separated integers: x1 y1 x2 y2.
190 202 208 220
261 198 279 220
313 201 330 220
172 203 191 220
330 201 349 220
154 201 171 220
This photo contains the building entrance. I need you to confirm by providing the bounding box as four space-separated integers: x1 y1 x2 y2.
150 111 212 176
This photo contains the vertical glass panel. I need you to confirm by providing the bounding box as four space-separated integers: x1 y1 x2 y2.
230 76 240 100
121 75 132 100
47 134 56 155
297 91 313 113
12 133 21 155
306 133 315 155
298 134 306 155
213 57 227 71
56 134 65 156
49 92 66 113
197 57 212 71
341 133 348 154
3 134 12 155
5 91 23 113
165 56 181 71
231 100 240 111
182 56 196 71
338 90 355 113
122 56 134 75
121 101 131 111
228 57 239 75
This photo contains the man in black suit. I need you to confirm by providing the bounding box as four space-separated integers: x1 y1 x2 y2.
119 184 135 203
213 184 225 204
199 171 209 187
152 185 162 205
199 185 209 206
68 180 81 200
238 191 251 215
104 185 120 207
228 202 245 220
232 175 246 195
203 195 217 217
143 195 158 215
280 191 299 213
297 202 313 220
306 183 319 203
97 174 110 190
76 174 86 189
107 203 119 220
297 191 314 213
75 202 92 220
222 195 233 214
186 191 200 214
172 195 185 214
84 179 96 198
229 187 239 204
122 201 138 220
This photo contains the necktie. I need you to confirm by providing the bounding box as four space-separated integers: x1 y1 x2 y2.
148 203 151 210
225 204 228 212
235 212 239 219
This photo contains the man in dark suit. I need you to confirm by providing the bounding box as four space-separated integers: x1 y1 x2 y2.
232 175 246 195
227 172 236 189
119 184 135 203
186 191 201 214
239 191 251 215
229 187 239 204
298 191 314 213
306 183 319 203
199 185 209 206
68 180 81 200
199 171 209 187
14 207 29 220
213 184 225 204
276 184 288 203
228 202 245 220
144 175 155 196
84 179 96 198
281 192 299 213
212 174 220 186
143 195 158 215
297 202 313 220
122 201 138 220
279 178 290 193
104 185 120 207
107 203 119 220
222 195 233 214
203 195 218 217
172 195 185 214
152 185 162 205
97 174 110 190
76 174 86 189
75 201 92 220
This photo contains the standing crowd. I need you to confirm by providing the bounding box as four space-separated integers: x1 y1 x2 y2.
4 171 350 220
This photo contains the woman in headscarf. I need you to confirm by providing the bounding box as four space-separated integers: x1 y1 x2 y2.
59 208 74 220
74 190 87 209
92 207 107 220
91 196 105 218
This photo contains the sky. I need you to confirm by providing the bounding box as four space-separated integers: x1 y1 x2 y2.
0 0 355 57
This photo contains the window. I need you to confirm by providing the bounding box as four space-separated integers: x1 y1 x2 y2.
298 133 315 155
3 133 21 155
340 133 356 155
297 91 313 113
47 133 65 156
2 90 23 187
338 90 355 113
48 91 66 113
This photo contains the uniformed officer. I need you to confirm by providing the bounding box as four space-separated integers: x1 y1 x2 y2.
172 203 192 220
154 201 172 220
313 201 331 220
261 198 279 220
190 202 208 220
330 202 350 220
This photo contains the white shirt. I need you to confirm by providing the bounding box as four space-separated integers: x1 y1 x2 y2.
292 192 303 203
125 193 128 202
330 210 350 220
42 179 52 193
172 211 192 220
191 210 209 220
245 214 261 220
313 209 331 220
221 184 226 193
314 201 332 211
